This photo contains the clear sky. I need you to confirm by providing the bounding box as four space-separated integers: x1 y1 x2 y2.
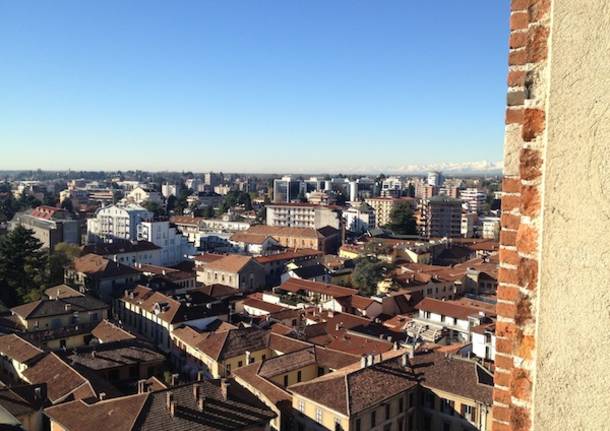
0 1 510 173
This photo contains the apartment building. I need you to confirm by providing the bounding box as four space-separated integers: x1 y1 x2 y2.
9 206 80 250
343 202 376 234
365 197 416 228
479 217 500 240
126 186 163 205
380 177 403 197
460 188 487 214
137 220 196 266
273 176 303 203
87 204 153 242
266 202 342 230
239 225 341 254
418 196 462 238
195 254 266 292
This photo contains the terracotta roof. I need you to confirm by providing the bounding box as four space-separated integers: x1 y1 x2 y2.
92 320 136 343
22 352 97 403
0 384 47 418
0 334 44 364
193 253 225 264
280 278 357 299
313 346 360 370
233 362 292 405
267 333 312 354
471 322 496 335
170 215 203 226
195 284 237 299
245 225 320 239
11 295 108 320
242 298 287 314
82 240 160 256
44 284 83 299
45 392 148 431
200 254 257 273
67 340 165 371
72 254 139 279
199 328 269 361
349 295 376 310
254 249 322 265
31 206 64 220
229 232 272 245
258 347 317 379
415 298 484 320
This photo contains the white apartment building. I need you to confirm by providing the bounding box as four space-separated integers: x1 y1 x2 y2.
343 203 376 234
461 213 477 238
87 204 153 242
127 186 163 205
472 323 496 362
427 171 444 187
161 183 182 198
480 216 500 240
266 203 341 229
380 177 403 197
461 188 487 214
137 221 196 266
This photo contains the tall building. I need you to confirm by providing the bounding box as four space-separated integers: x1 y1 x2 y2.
9 206 80 250
418 196 462 238
87 204 153 242
427 171 444 187
461 188 487 214
273 176 303 203
380 177 403 197
161 182 182 199
137 220 196 266
343 202 376 234
365 197 416 228
204 172 222 188
266 203 341 229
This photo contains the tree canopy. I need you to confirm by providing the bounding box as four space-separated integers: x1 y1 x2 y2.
351 257 390 297
385 201 418 235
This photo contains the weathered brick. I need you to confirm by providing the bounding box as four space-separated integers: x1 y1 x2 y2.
511 368 532 401
496 321 518 338
508 70 526 87
510 12 529 30
497 302 518 319
511 0 529 11
529 0 551 22
509 49 527 65
494 406 512 422
496 338 513 355
495 370 512 387
501 213 521 230
522 108 545 141
528 25 549 63
517 257 538 290
520 185 541 217
500 230 518 247
501 194 521 211
492 421 513 431
512 406 532 431
516 223 538 254
515 335 536 360
498 268 519 285
500 247 521 266
503 177 521 194
509 31 528 49
498 285 520 302
495 354 513 370
507 90 525 106
520 148 543 180
515 294 533 326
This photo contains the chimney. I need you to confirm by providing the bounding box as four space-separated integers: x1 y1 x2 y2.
245 350 251 364
368 353 374 365
360 355 367 368
401 352 409 367
220 378 229 401
393 342 399 351
137 380 147 394
196 371 204 381
171 373 179 386
99 392 107 401
170 401 176 417
197 396 205 412
193 384 199 400
166 392 173 411
91 351 96 358
34 386 42 400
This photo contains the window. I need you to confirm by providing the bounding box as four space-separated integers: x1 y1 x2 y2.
409 392 414 407
59 339 66 349
284 375 289 386
318 366 325 376
385 403 390 419
423 414 432 431
238 361 243 367
443 422 451 431
384 425 391 431
262 354 266 361
297 370 302 382
426 392 435 409
399 397 404 413
249 357 255 364
371 411 376 427
315 407 323 423
355 418 361 431
226 364 231 374
129 366 138 378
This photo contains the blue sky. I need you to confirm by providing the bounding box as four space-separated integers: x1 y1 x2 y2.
0 1 509 173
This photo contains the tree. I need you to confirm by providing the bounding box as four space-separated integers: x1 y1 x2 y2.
385 201 418 235
142 200 166 218
0 226 47 306
60 198 74 213
351 257 388 297
46 242 81 287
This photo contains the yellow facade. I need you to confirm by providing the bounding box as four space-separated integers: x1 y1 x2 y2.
292 394 349 431
18 309 107 331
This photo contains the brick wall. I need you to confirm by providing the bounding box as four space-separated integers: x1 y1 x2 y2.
494 1 551 430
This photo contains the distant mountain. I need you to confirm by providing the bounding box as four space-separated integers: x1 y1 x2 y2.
339 160 503 176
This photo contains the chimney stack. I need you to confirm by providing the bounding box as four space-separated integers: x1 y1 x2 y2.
360 355 367 368
137 380 146 394
196 371 204 381
166 392 173 411
193 384 199 400
99 392 107 401
169 401 176 417
197 396 205 412
171 373 179 386
220 378 229 401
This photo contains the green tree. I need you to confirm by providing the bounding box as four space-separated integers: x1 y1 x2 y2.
142 200 166 218
0 226 47 306
351 257 388 297
46 242 81 287
385 201 418 235
60 198 74 213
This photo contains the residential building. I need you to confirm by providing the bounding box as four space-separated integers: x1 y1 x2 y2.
273 176 303 203
254 249 322 287
380 176 403 197
44 379 276 431
427 170 444 187
116 285 228 352
9 206 80 250
461 213 477 238
10 293 109 331
237 225 341 254
418 196 462 238
365 197 416 228
289 350 493 431
266 203 342 229
0 384 47 431
87 204 153 242
195 254 266 292
228 231 280 255
126 186 163 205
66 254 141 301
82 239 162 266
480 216 500 240
161 182 182 199
472 322 496 362
461 188 487 214
137 220 196 266
343 202 376 234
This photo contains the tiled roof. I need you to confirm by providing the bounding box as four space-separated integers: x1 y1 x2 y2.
242 298 287 314
267 333 312 354
31 206 64 220
92 320 137 343
72 254 140 278
44 284 83 299
0 334 44 364
22 352 97 403
280 278 357 299
415 297 484 320
82 240 160 256
257 347 316 379
199 328 269 361
0 384 46 418
199 254 256 274
246 225 320 239
11 295 108 320
232 362 292 405
229 232 271 245
254 249 321 265
67 339 165 371
195 284 237 299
